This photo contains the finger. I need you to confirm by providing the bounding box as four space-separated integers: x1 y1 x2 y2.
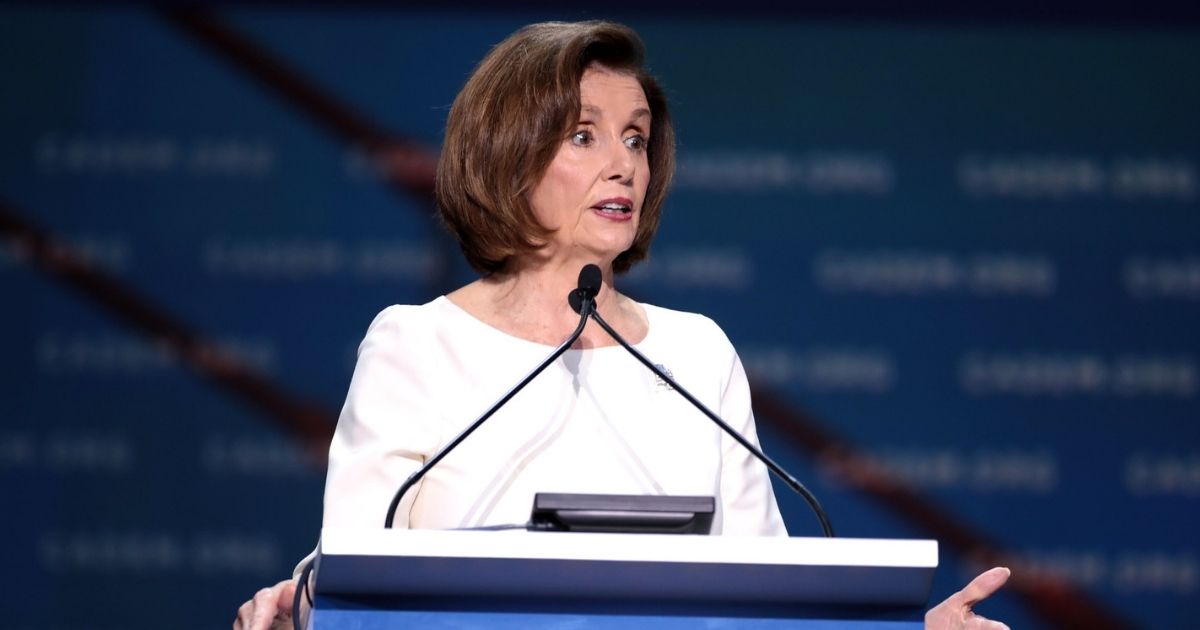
250 587 279 630
275 580 298 616
234 599 253 630
954 567 1011 608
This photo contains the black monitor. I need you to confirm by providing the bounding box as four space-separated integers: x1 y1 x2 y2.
530 493 715 534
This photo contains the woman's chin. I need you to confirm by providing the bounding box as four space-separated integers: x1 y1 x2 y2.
583 241 634 265
538 235 633 267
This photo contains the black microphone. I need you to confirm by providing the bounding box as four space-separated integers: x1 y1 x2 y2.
582 263 835 537
568 263 602 314
382 269 598 528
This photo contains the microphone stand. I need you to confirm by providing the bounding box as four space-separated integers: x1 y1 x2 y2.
296 265 832 630
587 308 835 538
383 291 595 528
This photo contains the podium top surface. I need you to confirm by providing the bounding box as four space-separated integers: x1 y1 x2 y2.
319 527 936 568
314 528 938 611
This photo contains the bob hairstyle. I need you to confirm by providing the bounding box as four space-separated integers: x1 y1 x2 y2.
436 21 675 275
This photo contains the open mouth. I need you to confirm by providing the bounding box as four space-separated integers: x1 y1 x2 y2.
592 197 634 217
594 202 632 216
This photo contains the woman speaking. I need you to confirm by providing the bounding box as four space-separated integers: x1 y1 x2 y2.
234 20 1011 630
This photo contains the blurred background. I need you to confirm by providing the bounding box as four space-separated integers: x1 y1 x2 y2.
2 2 1197 628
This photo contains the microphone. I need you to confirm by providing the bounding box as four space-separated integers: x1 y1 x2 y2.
581 263 835 537
568 263 602 314
382 267 598 528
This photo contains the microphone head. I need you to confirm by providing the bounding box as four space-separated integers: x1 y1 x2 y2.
568 264 603 314
578 264 602 299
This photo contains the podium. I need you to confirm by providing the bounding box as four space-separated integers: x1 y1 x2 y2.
308 528 937 629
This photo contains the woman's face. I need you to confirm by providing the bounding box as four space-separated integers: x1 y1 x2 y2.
527 65 652 266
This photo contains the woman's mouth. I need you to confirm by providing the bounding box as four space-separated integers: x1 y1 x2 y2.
591 198 634 220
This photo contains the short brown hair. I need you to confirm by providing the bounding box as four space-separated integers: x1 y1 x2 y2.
436 21 675 275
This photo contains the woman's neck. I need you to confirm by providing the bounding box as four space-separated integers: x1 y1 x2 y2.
447 259 647 348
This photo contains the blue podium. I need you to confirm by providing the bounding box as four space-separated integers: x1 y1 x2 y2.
308 528 937 629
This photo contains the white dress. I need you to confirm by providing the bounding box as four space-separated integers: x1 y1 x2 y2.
313 296 786 548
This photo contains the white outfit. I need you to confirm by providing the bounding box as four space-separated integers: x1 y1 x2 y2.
315 296 786 544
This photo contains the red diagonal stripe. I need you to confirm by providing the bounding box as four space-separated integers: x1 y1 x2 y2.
753 390 1133 628
159 6 439 199
1 200 335 463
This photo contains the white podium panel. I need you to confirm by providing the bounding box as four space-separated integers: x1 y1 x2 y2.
309 528 937 629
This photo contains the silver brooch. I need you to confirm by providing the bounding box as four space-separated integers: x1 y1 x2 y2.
653 364 675 391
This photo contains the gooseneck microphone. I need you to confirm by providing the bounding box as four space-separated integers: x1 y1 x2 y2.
568 263 602 315
578 263 836 538
382 267 599 528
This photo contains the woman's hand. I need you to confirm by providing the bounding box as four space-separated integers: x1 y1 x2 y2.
925 567 1011 630
233 578 298 630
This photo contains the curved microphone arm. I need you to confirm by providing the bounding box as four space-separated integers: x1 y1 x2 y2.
587 309 835 538
383 293 595 528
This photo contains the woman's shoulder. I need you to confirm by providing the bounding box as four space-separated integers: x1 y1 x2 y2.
363 296 542 354
639 301 736 354
640 301 726 333
364 297 449 328
357 297 464 345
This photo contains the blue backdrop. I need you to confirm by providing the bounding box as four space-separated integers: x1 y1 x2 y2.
1 5 1197 629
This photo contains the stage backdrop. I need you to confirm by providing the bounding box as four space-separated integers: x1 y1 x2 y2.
1 5 1197 629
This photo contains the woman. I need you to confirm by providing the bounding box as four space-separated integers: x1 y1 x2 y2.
235 20 1011 630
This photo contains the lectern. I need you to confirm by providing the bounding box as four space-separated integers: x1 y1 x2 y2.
307 528 937 629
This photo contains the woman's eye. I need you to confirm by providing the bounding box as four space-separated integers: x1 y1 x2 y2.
570 130 593 146
624 135 648 151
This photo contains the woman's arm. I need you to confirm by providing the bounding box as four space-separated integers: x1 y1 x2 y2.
232 306 439 629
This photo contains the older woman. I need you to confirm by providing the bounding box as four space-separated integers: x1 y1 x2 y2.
235 20 1010 630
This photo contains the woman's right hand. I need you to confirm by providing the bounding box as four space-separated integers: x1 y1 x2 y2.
233 578 298 630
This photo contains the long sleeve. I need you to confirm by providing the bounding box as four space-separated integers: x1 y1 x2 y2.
322 306 443 530
716 335 788 536
294 307 443 576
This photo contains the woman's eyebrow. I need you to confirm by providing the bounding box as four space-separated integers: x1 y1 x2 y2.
580 105 652 122
628 107 652 122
